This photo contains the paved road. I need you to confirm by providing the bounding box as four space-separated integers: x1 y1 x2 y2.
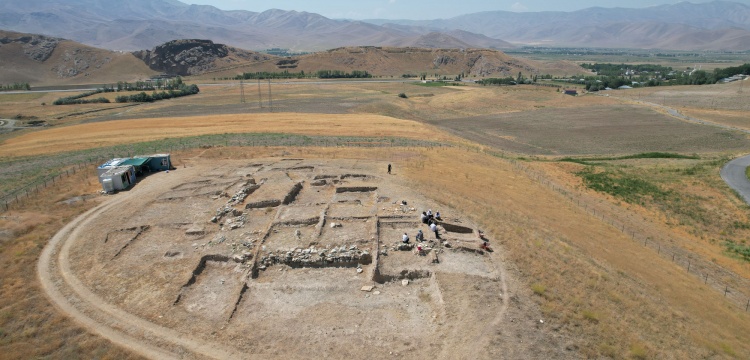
721 154 750 205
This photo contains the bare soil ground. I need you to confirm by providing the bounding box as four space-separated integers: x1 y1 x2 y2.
39 157 565 359
3 78 750 359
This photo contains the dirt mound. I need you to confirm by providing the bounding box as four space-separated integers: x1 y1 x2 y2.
133 39 273 76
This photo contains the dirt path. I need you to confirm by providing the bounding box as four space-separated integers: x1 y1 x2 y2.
38 169 245 359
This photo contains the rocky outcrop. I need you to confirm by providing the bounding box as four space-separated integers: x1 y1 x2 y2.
133 39 270 76
0 33 60 62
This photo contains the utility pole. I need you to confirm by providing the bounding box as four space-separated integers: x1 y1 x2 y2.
257 79 263 108
240 80 245 103
268 79 273 112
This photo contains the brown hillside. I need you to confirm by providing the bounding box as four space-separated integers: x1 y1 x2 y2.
201 46 586 79
0 30 157 86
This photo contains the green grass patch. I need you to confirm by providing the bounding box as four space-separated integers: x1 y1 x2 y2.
723 240 750 262
531 283 547 297
581 309 600 323
746 165 750 182
561 152 699 165
576 167 670 203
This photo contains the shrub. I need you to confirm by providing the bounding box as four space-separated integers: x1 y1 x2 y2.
398 93 408 98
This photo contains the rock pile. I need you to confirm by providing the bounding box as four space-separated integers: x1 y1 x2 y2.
227 182 259 206
258 245 372 270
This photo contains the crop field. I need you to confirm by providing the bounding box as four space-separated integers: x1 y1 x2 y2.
430 104 750 155
2 78 750 359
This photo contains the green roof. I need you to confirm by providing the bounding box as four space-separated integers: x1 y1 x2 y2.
119 157 151 166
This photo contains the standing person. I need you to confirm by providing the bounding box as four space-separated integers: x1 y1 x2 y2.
388 164 392 174
430 222 440 239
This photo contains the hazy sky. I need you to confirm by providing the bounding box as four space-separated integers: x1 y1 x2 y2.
185 0 750 20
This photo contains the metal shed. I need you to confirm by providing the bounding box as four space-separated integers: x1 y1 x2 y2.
97 158 128 178
145 154 172 171
119 157 152 175
99 165 136 192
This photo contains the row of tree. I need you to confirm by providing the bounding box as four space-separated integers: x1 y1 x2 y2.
54 81 199 105
233 70 307 80
476 77 518 86
316 70 371 79
0 83 31 91
114 84 199 103
116 77 185 92
53 88 114 105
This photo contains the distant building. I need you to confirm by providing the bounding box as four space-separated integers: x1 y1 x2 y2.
564 89 578 96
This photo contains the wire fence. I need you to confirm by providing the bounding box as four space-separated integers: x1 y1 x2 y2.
501 156 750 311
0 134 449 212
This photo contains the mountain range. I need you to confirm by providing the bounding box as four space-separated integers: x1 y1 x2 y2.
0 0 749 51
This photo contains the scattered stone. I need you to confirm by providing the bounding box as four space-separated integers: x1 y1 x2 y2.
164 251 181 258
186 226 205 236
402 279 409 286
357 268 363 274
361 285 374 292
374 291 381 295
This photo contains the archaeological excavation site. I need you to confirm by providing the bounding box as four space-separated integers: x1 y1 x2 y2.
40 158 549 359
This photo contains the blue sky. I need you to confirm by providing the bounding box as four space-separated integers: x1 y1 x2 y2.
185 0 750 20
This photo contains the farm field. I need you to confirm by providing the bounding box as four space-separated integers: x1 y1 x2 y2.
1 78 750 359
430 104 750 155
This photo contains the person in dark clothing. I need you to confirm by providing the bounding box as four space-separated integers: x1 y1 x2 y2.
388 164 392 174
430 222 440 239
421 211 428 224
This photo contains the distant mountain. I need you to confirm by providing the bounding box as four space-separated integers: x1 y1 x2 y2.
2 0 748 51
0 0 512 51
366 1 750 50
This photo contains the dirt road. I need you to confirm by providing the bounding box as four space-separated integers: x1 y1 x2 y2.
721 154 750 205
37 168 245 359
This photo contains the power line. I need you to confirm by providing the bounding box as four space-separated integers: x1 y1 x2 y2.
268 79 273 112
239 80 245 103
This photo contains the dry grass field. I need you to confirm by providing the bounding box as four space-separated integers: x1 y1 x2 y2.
2 78 750 358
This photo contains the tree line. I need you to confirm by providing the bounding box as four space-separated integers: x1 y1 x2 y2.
232 70 307 80
115 84 199 103
53 78 199 105
316 70 371 79
0 83 31 91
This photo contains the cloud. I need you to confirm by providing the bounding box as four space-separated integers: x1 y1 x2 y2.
389 0 396 3
511 2 528 12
